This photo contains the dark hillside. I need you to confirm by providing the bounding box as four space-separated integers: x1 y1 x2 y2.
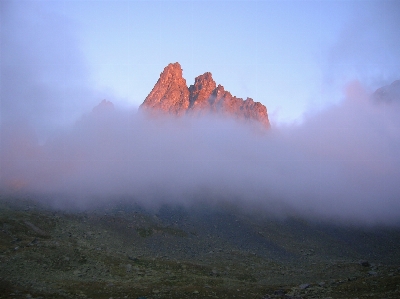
1 197 400 299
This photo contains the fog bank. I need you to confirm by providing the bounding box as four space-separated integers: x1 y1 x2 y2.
2 84 400 226
1 0 400 226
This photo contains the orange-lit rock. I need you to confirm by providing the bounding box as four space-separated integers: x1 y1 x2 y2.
141 62 270 128
140 62 190 116
188 72 217 113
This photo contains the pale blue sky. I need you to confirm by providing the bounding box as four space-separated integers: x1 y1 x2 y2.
2 0 400 126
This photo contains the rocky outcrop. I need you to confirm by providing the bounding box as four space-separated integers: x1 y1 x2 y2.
92 99 114 113
188 72 217 112
373 80 400 103
140 62 190 116
140 62 270 128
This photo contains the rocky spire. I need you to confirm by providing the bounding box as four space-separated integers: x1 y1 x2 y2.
140 63 270 128
140 62 190 116
188 72 216 111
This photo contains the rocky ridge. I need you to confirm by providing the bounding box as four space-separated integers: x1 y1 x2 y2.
140 63 190 116
140 62 270 128
92 99 114 113
373 80 400 103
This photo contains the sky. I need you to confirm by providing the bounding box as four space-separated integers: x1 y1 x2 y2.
2 0 400 127
1 0 400 226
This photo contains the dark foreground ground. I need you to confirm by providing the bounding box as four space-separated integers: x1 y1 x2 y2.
1 196 400 299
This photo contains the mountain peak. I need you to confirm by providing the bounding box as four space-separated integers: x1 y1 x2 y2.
160 62 184 80
189 72 217 110
141 63 270 128
373 80 400 103
92 99 114 113
140 62 189 116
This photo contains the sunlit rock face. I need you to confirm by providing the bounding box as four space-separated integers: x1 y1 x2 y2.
188 72 217 113
141 62 270 128
140 62 190 116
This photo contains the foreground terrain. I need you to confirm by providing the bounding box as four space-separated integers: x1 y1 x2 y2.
0 196 399 299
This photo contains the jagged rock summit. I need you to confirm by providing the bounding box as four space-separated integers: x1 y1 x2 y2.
140 62 270 128
140 62 190 116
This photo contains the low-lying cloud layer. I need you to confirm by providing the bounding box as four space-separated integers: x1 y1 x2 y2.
2 85 400 226
1 0 400 226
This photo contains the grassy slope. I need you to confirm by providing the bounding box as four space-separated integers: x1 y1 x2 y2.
0 197 399 299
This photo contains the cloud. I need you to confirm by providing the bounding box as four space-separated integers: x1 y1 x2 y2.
324 1 400 91
1 0 400 227
0 0 100 138
1 81 400 226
